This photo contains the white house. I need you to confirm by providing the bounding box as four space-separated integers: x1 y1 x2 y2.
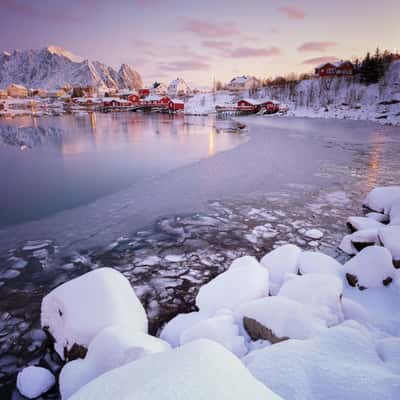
151 82 168 95
227 76 261 91
168 78 191 97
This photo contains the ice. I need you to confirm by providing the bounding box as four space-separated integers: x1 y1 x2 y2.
297 251 342 276
343 246 396 289
41 268 147 358
363 186 400 213
379 226 400 263
68 340 281 400
17 366 55 399
304 229 324 239
60 326 170 399
260 244 301 295
244 321 400 400
278 274 344 326
180 312 247 357
235 296 326 341
196 256 269 315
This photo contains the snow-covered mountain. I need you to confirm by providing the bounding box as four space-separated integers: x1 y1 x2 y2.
0 46 143 91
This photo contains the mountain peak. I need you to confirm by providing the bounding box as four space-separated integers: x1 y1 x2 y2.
46 45 83 63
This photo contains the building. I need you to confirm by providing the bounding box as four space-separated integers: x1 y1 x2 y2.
141 94 171 107
227 76 261 91
7 84 28 98
168 99 184 112
102 97 132 108
315 61 354 77
127 94 140 104
168 78 191 97
151 82 168 96
237 98 280 113
138 88 150 98
0 89 8 99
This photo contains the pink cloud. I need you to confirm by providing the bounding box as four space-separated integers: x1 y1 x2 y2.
302 56 340 65
278 6 306 20
202 40 232 51
159 60 210 71
229 46 281 58
298 41 337 52
182 19 239 37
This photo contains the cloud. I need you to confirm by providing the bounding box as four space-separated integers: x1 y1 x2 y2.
298 41 337 52
202 40 232 51
229 46 281 58
159 60 211 71
302 56 340 65
181 19 239 37
278 6 305 20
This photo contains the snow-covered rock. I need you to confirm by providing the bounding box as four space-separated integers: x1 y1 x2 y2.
180 312 247 357
343 246 396 289
366 211 389 223
278 274 344 326
41 268 147 358
339 229 380 254
376 337 400 374
244 321 400 400
379 225 400 265
297 251 342 276
17 366 55 399
347 216 384 231
363 186 400 213
260 244 301 295
68 340 281 400
60 326 170 399
196 256 269 315
341 297 370 325
235 296 326 342
389 198 400 225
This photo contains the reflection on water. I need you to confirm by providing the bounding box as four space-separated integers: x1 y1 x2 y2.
364 131 384 193
0 113 245 227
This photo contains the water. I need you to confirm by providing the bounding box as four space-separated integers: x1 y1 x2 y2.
0 113 245 228
0 115 399 398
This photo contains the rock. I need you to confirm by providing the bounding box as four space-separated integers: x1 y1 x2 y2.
297 251 342 276
379 226 400 267
41 268 147 359
17 366 55 399
339 229 380 255
243 317 289 344
346 216 384 232
343 246 396 289
363 186 400 213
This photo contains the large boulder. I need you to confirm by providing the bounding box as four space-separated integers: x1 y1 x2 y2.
278 274 344 326
339 229 380 255
196 256 269 315
260 244 302 295
363 186 400 213
379 226 400 267
346 216 384 232
297 251 342 276
343 246 396 289
243 321 400 400
235 296 326 342
69 340 282 400
41 268 147 359
60 326 170 399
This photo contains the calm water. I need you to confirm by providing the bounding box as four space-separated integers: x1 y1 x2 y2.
0 113 245 227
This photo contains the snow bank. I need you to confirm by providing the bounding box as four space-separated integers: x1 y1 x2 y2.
343 246 396 289
184 91 235 115
244 321 400 400
196 256 269 315
17 366 55 399
363 186 400 213
69 340 281 400
235 296 326 342
297 251 342 276
278 274 344 326
60 326 170 399
180 312 247 357
41 268 147 358
260 244 301 295
376 337 400 374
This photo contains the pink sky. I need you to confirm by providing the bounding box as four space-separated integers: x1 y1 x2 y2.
1 0 399 87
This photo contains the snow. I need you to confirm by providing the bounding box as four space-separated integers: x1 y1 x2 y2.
260 244 301 295
277 274 344 326
379 226 400 261
343 246 396 289
60 326 170 399
339 229 380 255
376 337 400 374
297 251 342 276
235 296 326 341
41 268 147 358
347 216 384 231
244 321 400 400
304 228 324 239
179 312 247 357
160 311 208 347
184 91 235 115
68 340 281 400
17 366 55 399
363 186 400 213
195 256 269 315
389 198 400 225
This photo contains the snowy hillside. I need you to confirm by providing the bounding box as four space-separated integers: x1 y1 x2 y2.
0 46 143 91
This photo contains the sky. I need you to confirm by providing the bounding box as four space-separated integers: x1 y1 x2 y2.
1 0 399 88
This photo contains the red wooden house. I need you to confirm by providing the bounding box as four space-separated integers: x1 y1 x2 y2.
127 94 140 104
102 98 132 108
237 99 280 113
335 61 354 76
315 61 354 77
138 88 150 98
168 99 184 112
315 62 337 77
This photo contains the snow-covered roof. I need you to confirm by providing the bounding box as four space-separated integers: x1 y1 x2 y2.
316 60 352 69
230 76 255 84
7 83 27 90
239 98 279 106
143 94 169 102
